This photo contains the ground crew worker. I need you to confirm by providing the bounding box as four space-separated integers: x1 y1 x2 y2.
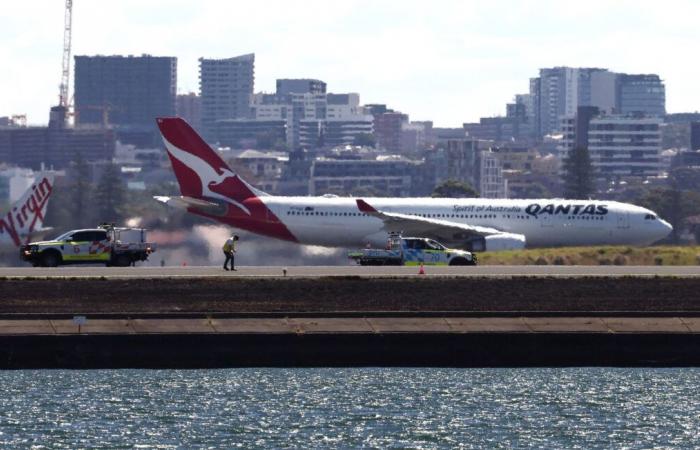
223 235 239 271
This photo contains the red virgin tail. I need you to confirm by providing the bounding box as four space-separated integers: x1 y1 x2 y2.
155 117 265 204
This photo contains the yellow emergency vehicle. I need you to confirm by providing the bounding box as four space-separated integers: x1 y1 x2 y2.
20 224 156 267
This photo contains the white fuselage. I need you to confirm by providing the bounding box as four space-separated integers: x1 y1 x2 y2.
258 196 672 249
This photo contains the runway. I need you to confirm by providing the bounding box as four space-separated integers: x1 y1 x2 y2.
1 264 700 278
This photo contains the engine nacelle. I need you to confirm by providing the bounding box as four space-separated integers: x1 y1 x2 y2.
466 233 526 252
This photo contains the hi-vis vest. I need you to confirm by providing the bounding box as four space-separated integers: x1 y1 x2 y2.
223 239 236 252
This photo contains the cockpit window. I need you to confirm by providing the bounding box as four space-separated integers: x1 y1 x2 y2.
644 214 656 220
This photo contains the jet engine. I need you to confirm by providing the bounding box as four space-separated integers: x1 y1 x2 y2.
465 233 526 252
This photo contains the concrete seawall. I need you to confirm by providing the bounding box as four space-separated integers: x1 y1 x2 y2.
1 275 699 368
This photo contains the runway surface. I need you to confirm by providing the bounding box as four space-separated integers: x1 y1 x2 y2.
2 264 700 278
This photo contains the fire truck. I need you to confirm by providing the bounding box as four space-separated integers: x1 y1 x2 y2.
20 223 156 267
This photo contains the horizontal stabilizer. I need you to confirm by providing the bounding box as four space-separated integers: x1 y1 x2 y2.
153 195 223 211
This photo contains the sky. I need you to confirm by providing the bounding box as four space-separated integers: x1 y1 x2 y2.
1 0 699 127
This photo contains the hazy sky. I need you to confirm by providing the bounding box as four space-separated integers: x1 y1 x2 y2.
2 0 698 127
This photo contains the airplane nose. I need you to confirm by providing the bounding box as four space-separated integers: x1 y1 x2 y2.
658 219 673 240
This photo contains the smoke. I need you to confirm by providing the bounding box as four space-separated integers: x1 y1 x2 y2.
143 224 349 267
1 219 350 267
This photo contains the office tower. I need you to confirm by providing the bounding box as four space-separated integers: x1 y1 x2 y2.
199 54 255 139
74 55 176 127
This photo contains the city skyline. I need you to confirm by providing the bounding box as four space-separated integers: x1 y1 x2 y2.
2 0 699 127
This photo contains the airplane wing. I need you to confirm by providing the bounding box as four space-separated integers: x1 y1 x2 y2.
356 199 526 250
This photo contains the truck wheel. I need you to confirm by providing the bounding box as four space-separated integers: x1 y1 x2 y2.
114 254 131 267
449 257 469 266
40 251 61 268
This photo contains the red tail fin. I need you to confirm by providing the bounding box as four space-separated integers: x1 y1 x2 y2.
156 117 262 204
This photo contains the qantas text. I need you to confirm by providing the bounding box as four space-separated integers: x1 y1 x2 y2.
525 203 608 218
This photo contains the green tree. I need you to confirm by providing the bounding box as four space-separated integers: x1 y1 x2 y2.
71 153 93 227
431 179 479 198
639 185 700 244
520 182 551 199
562 146 594 199
352 133 376 147
94 163 125 222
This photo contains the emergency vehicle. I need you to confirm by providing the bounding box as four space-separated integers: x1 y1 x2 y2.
348 233 477 266
20 224 156 267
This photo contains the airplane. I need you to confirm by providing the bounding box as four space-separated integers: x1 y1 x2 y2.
0 173 55 249
154 117 672 252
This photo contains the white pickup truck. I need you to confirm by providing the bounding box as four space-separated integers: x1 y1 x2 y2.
20 223 156 267
348 234 477 266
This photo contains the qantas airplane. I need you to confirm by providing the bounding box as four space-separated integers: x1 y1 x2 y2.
0 174 55 249
154 117 672 252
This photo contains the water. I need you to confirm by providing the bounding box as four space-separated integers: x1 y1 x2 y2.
0 368 698 448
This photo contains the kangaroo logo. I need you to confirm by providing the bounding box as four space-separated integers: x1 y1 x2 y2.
163 139 252 215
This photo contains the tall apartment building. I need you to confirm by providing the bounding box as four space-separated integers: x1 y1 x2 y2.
199 54 255 140
74 55 176 144
374 112 408 153
559 109 662 180
478 150 507 198
276 79 326 96
534 67 611 136
176 93 202 131
692 122 700 151
528 68 665 138
616 74 665 116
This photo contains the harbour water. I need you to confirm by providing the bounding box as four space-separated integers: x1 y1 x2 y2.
0 368 698 448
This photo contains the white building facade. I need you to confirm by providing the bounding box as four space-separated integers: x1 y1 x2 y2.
559 115 662 180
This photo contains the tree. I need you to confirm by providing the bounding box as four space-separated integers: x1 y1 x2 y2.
94 163 125 222
432 179 479 198
638 184 700 244
352 133 376 147
562 146 594 199
71 153 93 227
520 182 551 199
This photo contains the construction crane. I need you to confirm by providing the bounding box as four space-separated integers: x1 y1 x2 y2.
59 0 73 109
49 0 73 129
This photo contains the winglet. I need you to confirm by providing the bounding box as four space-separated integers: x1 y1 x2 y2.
356 199 378 213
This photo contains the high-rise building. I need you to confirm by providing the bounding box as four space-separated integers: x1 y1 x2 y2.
535 67 611 137
530 68 664 138
276 79 326 96
374 112 408 153
478 150 507 198
616 74 666 116
559 109 662 180
74 55 176 143
691 122 700 151
199 54 255 139
176 93 202 131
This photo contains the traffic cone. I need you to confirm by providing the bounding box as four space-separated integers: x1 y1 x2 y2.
418 263 425 275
